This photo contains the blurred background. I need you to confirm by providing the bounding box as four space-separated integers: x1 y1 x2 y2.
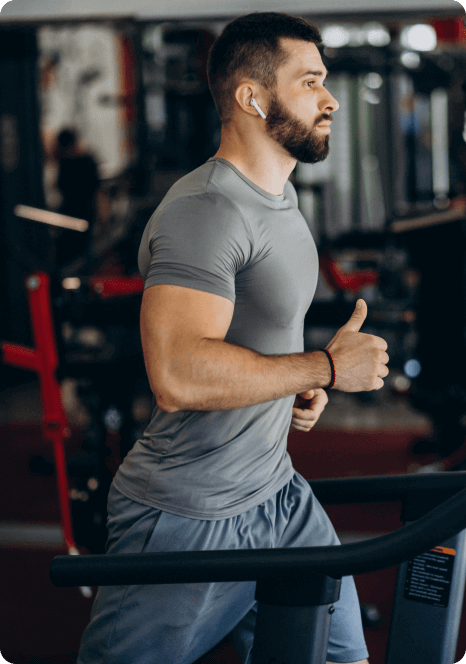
1 0 466 662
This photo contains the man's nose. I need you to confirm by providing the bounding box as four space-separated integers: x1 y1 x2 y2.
321 90 339 113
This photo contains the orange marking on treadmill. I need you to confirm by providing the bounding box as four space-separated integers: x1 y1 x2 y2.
432 546 456 556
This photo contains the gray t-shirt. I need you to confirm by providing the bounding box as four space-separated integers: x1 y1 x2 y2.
113 157 319 519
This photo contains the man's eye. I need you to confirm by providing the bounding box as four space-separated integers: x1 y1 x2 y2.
305 81 327 87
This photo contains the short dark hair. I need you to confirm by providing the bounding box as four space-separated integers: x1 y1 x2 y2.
207 12 322 125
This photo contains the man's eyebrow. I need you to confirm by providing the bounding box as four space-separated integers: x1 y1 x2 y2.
297 68 329 79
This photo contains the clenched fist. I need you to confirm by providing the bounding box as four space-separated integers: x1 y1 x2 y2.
289 388 329 433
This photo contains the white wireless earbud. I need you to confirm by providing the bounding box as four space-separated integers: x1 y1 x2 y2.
250 98 267 120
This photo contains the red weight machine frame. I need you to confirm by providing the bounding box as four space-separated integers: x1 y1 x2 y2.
1 271 144 595
318 250 379 293
2 272 76 553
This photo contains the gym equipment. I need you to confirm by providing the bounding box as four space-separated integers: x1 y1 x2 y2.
1 273 77 554
51 472 466 664
1 268 146 559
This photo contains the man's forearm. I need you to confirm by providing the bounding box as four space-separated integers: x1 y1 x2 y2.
163 338 332 412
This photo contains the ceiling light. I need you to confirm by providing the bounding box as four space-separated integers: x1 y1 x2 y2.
363 22 391 47
400 24 437 52
321 25 350 48
364 72 384 89
400 50 421 69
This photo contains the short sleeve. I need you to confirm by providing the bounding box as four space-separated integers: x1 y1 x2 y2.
141 193 253 304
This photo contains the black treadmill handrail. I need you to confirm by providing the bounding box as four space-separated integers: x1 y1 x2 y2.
51 478 466 587
309 471 466 504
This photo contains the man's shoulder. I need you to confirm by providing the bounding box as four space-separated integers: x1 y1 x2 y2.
158 188 242 221
157 162 244 220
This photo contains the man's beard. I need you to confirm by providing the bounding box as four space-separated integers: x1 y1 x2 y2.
264 89 330 164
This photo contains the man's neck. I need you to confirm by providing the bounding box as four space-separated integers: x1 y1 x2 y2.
213 131 296 196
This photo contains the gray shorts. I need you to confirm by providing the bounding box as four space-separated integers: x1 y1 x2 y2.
77 471 368 664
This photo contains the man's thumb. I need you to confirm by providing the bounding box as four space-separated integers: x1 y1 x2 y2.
344 299 367 332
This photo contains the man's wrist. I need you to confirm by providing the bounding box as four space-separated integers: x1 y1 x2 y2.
319 349 336 390
308 350 333 391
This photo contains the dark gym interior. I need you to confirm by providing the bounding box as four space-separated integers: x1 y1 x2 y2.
1 1 466 663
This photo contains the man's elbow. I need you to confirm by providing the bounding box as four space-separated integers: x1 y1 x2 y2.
157 393 180 413
147 366 184 413
154 382 183 413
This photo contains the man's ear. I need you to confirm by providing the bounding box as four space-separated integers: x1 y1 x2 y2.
250 99 267 119
234 82 265 118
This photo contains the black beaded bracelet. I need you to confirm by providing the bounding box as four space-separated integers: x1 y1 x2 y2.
319 348 336 390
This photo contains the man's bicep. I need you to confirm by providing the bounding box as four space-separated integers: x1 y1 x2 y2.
140 284 235 411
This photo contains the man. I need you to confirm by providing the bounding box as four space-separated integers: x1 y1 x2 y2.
77 11 389 664
54 127 100 275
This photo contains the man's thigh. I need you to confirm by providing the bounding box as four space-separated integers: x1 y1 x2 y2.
78 484 257 664
274 472 369 664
